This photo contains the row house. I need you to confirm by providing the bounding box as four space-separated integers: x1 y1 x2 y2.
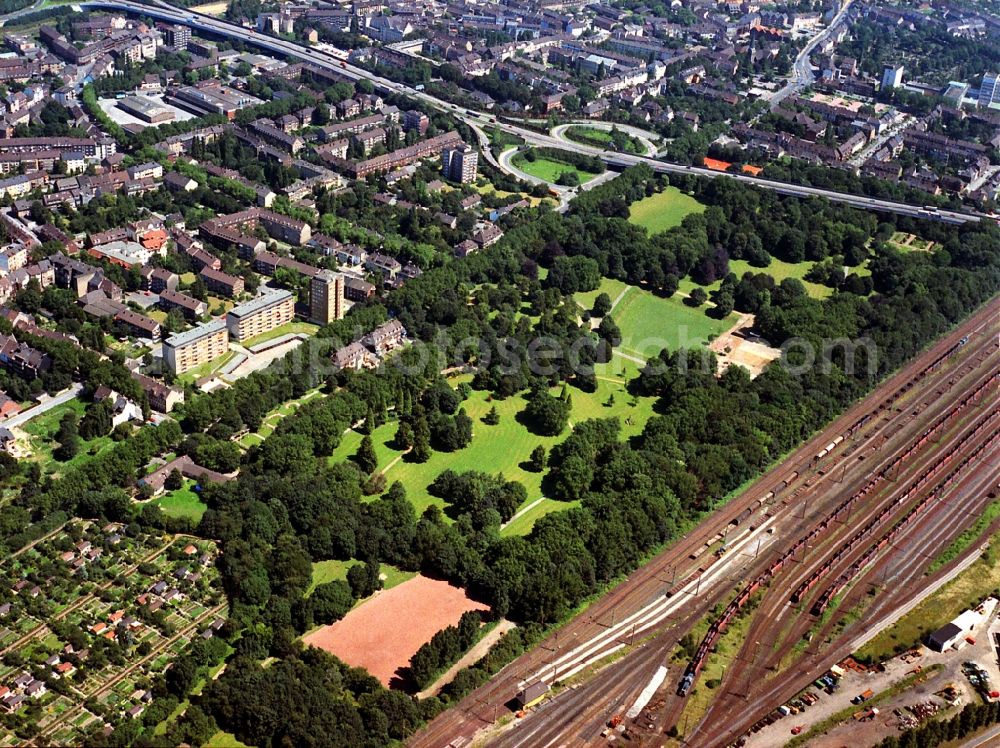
247 120 305 154
349 131 465 178
252 250 321 278
114 308 161 341
158 289 207 320
199 266 245 298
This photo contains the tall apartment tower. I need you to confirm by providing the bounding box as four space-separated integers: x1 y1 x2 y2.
980 72 1000 109
442 143 478 183
881 64 904 90
310 270 345 324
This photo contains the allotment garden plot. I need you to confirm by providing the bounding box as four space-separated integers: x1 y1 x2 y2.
0 521 225 745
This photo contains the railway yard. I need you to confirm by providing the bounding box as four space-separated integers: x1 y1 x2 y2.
410 297 1000 748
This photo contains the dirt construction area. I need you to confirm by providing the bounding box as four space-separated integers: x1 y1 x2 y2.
302 575 489 686
710 313 782 378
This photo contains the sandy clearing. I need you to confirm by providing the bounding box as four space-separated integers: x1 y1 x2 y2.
303 575 490 687
189 1 227 15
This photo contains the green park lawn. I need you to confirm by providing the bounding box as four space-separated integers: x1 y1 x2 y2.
21 398 86 440
328 373 658 534
237 389 322 448
502 497 581 536
153 482 208 522
610 284 738 360
628 187 705 234
575 277 630 314
307 560 415 595
21 398 117 475
676 257 845 301
205 731 250 748
512 151 601 184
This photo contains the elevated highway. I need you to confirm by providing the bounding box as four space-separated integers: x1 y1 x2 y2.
80 0 986 225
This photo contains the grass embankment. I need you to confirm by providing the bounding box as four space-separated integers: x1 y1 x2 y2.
671 593 762 743
176 350 238 385
239 322 319 349
511 149 602 185
564 126 645 154
928 501 1000 574
857 536 1000 663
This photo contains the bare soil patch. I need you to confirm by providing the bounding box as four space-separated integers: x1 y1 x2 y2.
302 575 489 687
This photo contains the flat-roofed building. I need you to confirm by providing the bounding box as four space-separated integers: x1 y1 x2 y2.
117 96 175 124
163 319 229 375
225 288 294 342
309 270 344 324
442 142 478 183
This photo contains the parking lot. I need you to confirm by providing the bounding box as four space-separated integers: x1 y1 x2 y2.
746 599 1000 747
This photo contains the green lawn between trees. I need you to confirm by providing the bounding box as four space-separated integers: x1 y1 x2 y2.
327 372 658 535
22 398 117 476
627 186 706 234
627 189 871 301
152 481 209 522
306 560 415 596
575 277 739 357
326 278 740 537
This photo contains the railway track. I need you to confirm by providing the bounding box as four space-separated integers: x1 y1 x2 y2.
693 416 1000 748
409 298 999 748
640 334 997 744
493 305 999 747
652 350 998 744
676 334 997 695
496 324 999 747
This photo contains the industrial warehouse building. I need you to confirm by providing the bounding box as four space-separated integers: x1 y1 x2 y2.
927 603 995 651
117 95 175 124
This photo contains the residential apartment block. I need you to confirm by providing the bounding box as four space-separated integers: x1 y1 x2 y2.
309 270 345 325
225 289 295 342
442 142 478 183
163 319 229 375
